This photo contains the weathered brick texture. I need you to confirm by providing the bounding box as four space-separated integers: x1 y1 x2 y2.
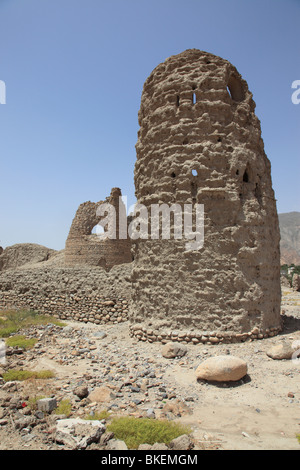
129 49 281 343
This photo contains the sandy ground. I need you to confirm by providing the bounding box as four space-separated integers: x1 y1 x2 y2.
0 286 299 451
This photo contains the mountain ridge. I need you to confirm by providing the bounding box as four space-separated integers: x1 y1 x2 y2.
279 211 300 265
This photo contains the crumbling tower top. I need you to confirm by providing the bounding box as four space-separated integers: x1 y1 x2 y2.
65 188 132 271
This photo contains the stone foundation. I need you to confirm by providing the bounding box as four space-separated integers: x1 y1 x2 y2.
0 264 132 324
129 323 283 344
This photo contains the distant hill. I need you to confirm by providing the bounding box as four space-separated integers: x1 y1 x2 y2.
279 212 300 265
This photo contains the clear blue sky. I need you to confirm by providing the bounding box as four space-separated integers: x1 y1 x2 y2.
0 0 299 250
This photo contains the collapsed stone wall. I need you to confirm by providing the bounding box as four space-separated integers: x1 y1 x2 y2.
65 188 132 270
130 49 282 344
0 188 134 324
0 263 132 324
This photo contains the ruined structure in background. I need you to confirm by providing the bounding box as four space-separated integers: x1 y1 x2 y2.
65 187 132 271
0 243 56 272
130 49 281 344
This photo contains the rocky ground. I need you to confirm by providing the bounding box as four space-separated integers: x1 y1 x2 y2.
0 286 299 451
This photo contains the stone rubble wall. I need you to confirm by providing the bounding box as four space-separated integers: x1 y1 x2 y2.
129 323 283 345
0 263 132 324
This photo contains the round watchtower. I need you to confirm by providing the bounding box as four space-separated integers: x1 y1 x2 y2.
129 49 281 344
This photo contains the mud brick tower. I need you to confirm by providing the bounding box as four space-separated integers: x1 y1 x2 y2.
129 49 281 344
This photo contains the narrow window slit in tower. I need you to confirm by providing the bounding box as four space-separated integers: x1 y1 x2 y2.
243 170 249 183
192 169 198 176
176 95 180 107
191 181 197 202
192 92 196 105
255 182 262 204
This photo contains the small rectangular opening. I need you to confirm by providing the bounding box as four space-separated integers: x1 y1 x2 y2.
192 92 196 105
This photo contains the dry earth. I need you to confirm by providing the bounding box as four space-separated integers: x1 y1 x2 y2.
0 287 299 451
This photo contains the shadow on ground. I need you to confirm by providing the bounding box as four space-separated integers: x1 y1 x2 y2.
280 314 300 335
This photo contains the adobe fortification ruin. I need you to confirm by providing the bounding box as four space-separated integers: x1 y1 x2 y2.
0 188 133 324
0 49 282 344
129 49 281 344
65 187 132 271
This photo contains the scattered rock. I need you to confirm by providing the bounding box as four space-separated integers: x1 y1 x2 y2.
73 385 89 399
150 442 169 450
93 331 107 340
138 443 152 450
138 442 168 450
99 431 114 446
55 418 105 450
195 355 248 382
14 416 37 430
161 342 187 359
88 386 115 403
162 399 192 417
146 408 156 419
106 439 128 450
266 342 296 360
169 434 194 450
0 286 298 451
37 398 57 413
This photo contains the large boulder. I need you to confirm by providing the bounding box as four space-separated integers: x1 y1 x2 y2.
195 355 248 382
